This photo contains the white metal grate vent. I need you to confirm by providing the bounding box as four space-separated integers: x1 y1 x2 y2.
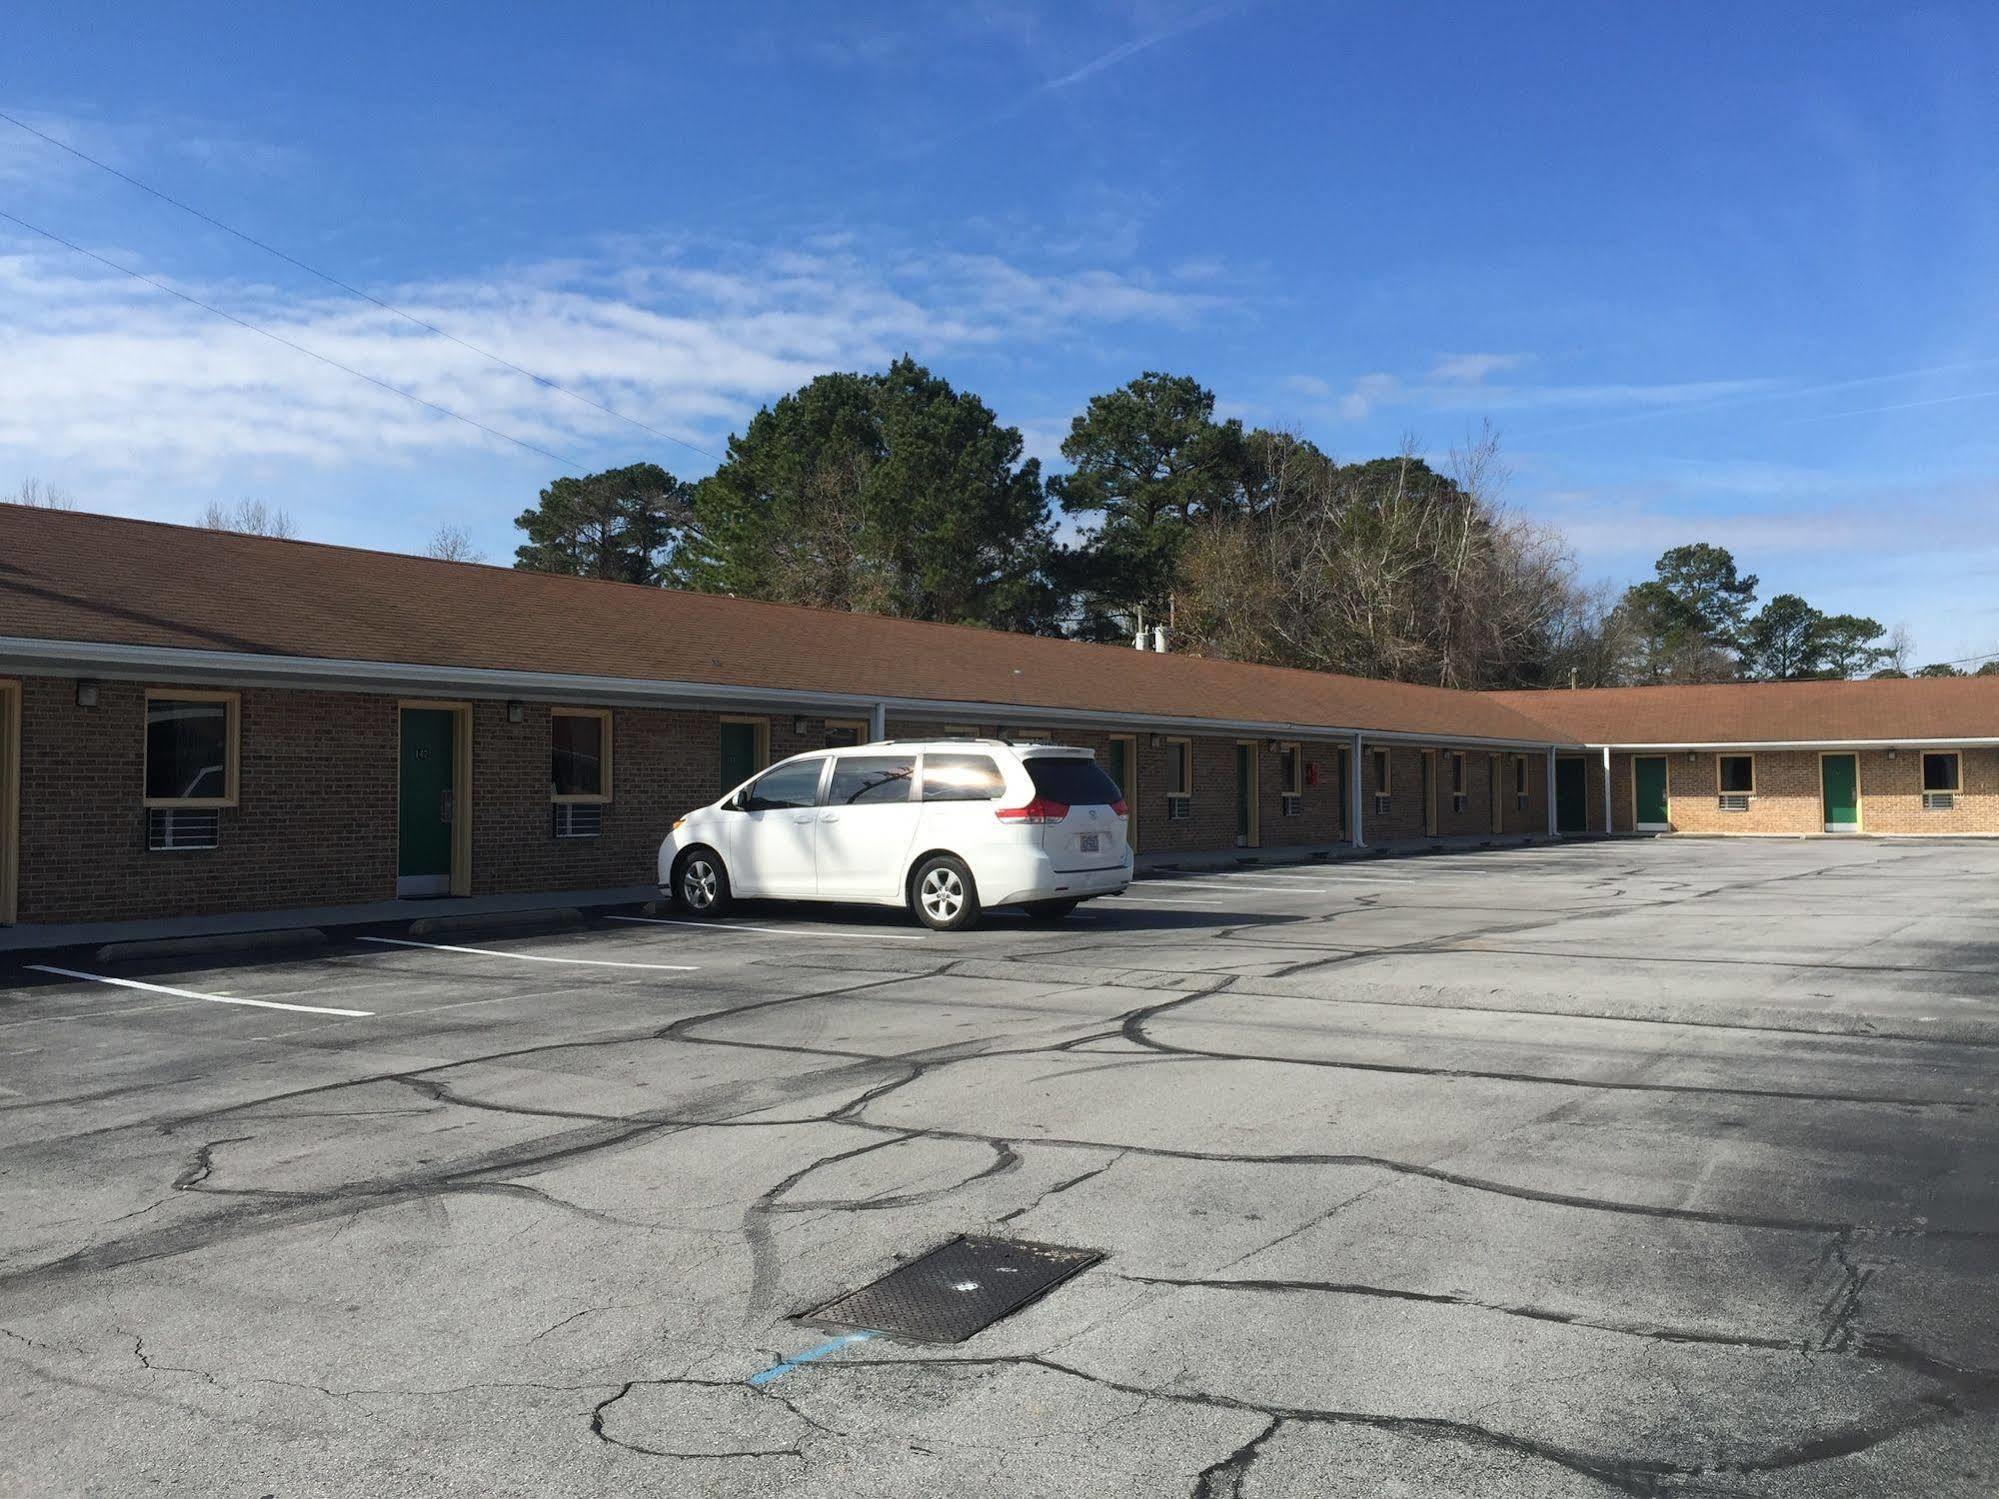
1515 793 1530 812
1451 793 1468 814
148 809 219 851
554 803 604 838
1718 793 1750 813
1166 794 1192 822
1280 794 1302 817
1923 791 1956 812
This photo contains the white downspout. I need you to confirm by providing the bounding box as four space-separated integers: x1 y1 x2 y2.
1545 747 1558 837
1601 746 1612 834
868 702 887 742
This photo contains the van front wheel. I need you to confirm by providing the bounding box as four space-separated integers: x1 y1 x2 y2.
910 855 981 932
672 848 733 916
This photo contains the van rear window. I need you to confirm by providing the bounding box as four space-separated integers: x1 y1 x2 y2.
1025 757 1122 805
921 753 1005 802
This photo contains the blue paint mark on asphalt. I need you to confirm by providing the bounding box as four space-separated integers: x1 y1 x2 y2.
746 1331 875 1387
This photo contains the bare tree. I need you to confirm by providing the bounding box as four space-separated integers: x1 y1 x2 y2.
202 499 297 538
12 478 74 509
423 524 484 563
1177 425 1599 688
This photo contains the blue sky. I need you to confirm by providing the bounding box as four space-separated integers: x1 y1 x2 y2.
5 1 1997 663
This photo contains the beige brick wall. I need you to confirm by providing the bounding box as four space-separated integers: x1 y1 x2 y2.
1604 748 1999 835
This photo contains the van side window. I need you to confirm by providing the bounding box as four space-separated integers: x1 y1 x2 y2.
921 753 1005 802
744 758 824 810
826 754 916 806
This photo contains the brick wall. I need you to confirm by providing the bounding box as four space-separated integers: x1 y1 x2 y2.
16 676 395 923
1606 747 1999 835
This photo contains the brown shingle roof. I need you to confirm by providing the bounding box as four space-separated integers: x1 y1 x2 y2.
1495 679 1999 744
9 506 1992 746
0 505 1560 742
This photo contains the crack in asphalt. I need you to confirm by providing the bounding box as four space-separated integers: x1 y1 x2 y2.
4 841 1995 1492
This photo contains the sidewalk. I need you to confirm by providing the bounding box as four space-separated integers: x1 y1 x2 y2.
1133 832 1564 875
0 884 659 957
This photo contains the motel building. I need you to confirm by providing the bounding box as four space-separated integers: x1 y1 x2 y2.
2 504 1997 935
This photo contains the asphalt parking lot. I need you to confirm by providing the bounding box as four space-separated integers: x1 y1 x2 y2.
2 838 1996 1497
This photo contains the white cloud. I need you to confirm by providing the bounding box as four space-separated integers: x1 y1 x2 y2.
1428 352 1527 384
0 233 1230 481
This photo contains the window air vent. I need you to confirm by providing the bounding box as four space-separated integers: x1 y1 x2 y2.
554 803 604 838
148 809 219 851
1281 794 1302 818
1451 793 1468 814
1515 793 1530 812
1373 794 1392 816
1166 794 1192 822
1718 793 1750 813
1923 791 1956 813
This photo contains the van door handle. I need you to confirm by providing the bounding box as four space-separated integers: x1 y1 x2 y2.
819 813 840 823
792 814 814 825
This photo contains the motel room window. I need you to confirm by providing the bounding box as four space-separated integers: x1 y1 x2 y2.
144 691 239 806
1166 739 1194 797
822 720 867 749
1718 755 1755 795
551 709 612 801
1922 752 1961 792
1281 743 1302 796
1449 752 1466 795
1371 749 1391 796
1922 751 1961 811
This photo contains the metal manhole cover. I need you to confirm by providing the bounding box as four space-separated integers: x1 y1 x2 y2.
807 1235 1102 1344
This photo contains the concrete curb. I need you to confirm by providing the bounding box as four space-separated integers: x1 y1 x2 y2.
94 928 329 964
408 907 584 940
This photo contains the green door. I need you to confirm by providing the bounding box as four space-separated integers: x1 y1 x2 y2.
1821 754 1859 831
398 708 455 894
1235 743 1255 846
719 721 759 795
1555 757 1588 833
1104 738 1129 800
1634 756 1669 828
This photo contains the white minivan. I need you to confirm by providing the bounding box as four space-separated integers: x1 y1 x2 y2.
658 739 1132 930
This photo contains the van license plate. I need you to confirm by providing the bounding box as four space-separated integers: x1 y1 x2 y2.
1079 834 1099 853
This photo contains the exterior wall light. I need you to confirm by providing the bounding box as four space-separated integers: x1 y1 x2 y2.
506 701 524 724
1149 733 1163 749
792 716 810 736
1886 747 1897 759
75 680 99 707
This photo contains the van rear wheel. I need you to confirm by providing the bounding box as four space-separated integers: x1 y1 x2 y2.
910 855 981 931
672 848 732 916
1024 899 1079 922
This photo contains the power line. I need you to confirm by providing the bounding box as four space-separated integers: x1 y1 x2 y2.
0 208 582 468
0 108 718 464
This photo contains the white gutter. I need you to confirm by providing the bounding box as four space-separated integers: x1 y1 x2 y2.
1586 738 1999 751
0 636 1576 752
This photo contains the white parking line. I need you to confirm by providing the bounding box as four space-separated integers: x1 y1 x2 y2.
1109 894 1226 907
1142 879 1320 895
606 915 928 942
356 937 699 970
25 965 375 1017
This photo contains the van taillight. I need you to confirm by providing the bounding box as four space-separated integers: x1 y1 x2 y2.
1111 799 1127 817
996 796 1068 824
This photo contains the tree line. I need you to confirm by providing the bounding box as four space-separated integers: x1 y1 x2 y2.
507 358 1992 687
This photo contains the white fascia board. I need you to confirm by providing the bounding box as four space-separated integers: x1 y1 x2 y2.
0 636 1575 751
1588 738 1999 751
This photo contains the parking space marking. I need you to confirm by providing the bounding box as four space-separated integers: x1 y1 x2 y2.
356 937 699 970
1142 879 1322 894
1108 893 1227 907
24 965 375 1017
607 915 928 942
